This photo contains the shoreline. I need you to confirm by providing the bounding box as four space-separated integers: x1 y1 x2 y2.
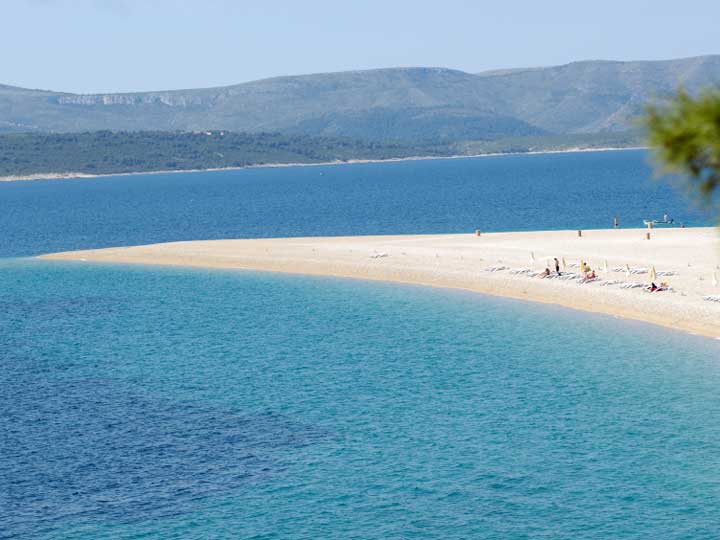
0 146 646 183
39 228 720 339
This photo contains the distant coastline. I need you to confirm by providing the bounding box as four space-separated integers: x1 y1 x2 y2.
0 145 647 183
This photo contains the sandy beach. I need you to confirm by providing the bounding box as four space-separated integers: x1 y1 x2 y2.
41 227 720 338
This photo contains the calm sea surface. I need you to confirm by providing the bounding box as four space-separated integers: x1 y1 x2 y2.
2 150 720 539
0 149 712 258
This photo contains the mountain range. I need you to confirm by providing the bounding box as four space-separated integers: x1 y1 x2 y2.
2 55 719 141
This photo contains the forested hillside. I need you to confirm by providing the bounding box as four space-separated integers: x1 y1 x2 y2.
0 130 643 178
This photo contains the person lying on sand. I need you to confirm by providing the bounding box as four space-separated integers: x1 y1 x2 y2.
646 282 669 292
582 269 597 282
541 267 551 278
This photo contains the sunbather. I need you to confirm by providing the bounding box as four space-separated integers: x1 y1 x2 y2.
582 269 596 282
646 282 670 292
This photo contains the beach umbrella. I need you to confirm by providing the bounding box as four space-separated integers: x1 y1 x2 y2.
603 259 609 274
649 266 657 283
561 257 567 272
530 251 535 267
625 264 631 278
713 272 718 287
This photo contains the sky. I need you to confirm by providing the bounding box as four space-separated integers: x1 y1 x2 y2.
3 0 719 94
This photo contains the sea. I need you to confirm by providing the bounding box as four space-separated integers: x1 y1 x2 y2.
2 149 720 539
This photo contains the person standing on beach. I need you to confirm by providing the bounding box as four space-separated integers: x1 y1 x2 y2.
614 216 619 228
554 257 560 275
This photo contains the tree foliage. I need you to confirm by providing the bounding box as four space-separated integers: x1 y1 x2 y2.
0 130 641 178
0 131 448 177
644 89 720 203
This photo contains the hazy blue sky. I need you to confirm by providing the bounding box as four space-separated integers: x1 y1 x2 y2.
4 0 719 93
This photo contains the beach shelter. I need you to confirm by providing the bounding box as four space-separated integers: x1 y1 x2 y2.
649 266 657 283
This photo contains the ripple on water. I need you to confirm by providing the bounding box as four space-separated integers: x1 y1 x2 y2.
1 377 325 536
2 261 720 539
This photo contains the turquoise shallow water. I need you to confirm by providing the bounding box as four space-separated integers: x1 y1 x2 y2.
3 259 720 539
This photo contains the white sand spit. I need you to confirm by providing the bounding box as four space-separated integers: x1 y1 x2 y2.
40 228 720 338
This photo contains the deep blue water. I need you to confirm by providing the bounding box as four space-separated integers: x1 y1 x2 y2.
2 151 720 539
0 150 712 258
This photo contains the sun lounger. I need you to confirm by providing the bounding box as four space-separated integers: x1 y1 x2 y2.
613 267 649 274
619 282 645 289
484 265 508 272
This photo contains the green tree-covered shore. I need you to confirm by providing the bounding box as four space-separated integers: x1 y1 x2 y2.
0 130 642 178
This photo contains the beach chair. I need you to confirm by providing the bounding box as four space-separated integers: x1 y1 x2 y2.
484 265 508 272
619 282 645 289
